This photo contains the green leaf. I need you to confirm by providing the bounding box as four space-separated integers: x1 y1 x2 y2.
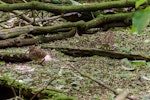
141 75 150 81
120 74 131 79
131 25 136 33
0 61 5 65
144 39 150 43
142 96 150 100
136 0 146 8
116 88 123 92
147 0 150 4
121 58 136 71
146 62 150 67
131 60 146 66
121 65 135 71
70 0 81 5
132 7 150 34
22 78 33 83
121 58 132 65
120 47 131 53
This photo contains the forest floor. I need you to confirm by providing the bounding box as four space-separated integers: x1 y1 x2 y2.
0 27 150 100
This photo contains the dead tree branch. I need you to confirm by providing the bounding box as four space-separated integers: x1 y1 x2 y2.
0 0 136 13
43 46 150 61
0 28 76 48
0 53 30 62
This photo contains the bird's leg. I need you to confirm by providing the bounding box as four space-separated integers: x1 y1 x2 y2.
38 58 45 64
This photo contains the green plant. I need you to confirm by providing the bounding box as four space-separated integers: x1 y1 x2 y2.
132 0 150 34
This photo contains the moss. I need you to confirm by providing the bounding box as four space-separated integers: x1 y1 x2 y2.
53 95 77 100
0 76 76 100
0 51 25 55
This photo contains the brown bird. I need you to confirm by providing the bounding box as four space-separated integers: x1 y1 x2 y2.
101 31 115 50
28 46 51 64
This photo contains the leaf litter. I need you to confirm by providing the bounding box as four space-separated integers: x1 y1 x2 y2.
0 28 150 99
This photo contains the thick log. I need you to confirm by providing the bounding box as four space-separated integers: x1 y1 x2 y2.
0 28 76 48
0 0 136 13
0 21 84 39
0 26 33 39
0 53 30 62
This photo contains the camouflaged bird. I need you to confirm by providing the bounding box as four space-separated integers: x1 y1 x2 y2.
28 46 52 64
101 31 115 50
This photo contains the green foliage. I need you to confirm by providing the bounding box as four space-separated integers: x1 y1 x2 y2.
121 65 135 71
135 0 146 8
131 60 146 66
147 62 150 67
121 58 135 71
0 61 5 65
132 6 150 34
120 47 131 53
53 95 77 100
70 0 81 5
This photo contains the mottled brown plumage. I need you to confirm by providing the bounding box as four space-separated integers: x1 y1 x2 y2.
29 46 47 64
101 32 114 50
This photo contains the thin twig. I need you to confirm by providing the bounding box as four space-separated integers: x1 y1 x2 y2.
11 87 17 97
10 78 18 97
68 63 135 100
68 63 118 94
30 75 58 100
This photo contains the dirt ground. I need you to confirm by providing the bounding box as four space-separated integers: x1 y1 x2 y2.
0 27 150 100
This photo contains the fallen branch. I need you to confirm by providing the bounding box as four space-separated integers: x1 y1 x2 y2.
43 46 150 61
0 26 33 39
86 12 133 29
68 64 134 100
0 53 30 62
0 0 136 13
30 76 59 100
0 1 33 25
0 28 76 48
0 21 83 40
